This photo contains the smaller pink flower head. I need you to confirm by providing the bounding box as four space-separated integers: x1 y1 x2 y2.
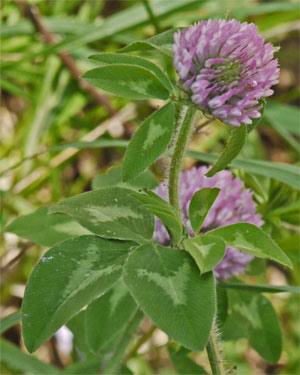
173 19 280 127
154 167 264 279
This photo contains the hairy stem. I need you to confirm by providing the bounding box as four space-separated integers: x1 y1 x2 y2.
206 322 226 375
168 104 199 217
167 105 226 374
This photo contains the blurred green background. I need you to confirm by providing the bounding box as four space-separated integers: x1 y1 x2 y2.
1 0 299 374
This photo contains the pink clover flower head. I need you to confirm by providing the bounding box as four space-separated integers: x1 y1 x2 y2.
154 166 264 279
173 19 280 127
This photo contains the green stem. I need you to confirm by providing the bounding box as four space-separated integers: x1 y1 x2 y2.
168 104 199 216
124 324 156 361
167 104 226 375
206 322 226 375
104 308 143 374
142 0 160 33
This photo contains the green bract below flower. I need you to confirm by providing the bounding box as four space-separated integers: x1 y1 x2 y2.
154 167 263 279
173 19 280 126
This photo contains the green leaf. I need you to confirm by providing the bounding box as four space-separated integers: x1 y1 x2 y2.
6 206 90 247
0 311 21 334
206 124 247 177
103 308 143 375
20 1 201 60
61 358 102 375
209 223 292 268
221 315 246 341
131 189 182 244
67 311 91 357
50 139 129 151
22 235 134 352
231 1 299 19
188 151 300 191
266 105 300 154
218 283 300 294
89 53 174 92
124 243 216 351
119 365 134 375
168 345 207 374
246 99 265 134
183 235 226 274
83 64 170 100
92 166 158 190
119 28 180 57
0 77 32 99
245 257 266 276
0 339 57 374
228 289 282 363
123 103 175 181
265 101 300 136
86 280 137 354
188 188 220 233
216 288 228 326
49 187 154 243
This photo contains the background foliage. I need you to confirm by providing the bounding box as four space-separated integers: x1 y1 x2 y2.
1 0 299 374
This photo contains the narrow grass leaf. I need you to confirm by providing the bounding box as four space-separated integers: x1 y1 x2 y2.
188 151 300 191
119 28 180 57
218 283 300 294
0 339 57 374
22 0 201 58
265 101 300 136
0 311 21 334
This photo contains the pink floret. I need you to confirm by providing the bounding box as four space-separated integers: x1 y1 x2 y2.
173 19 279 127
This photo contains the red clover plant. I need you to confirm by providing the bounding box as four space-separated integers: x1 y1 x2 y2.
10 19 295 375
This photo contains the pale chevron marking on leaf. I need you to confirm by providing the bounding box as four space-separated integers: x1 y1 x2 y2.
52 221 90 235
233 295 262 330
230 231 271 258
118 79 154 96
142 120 168 150
109 282 128 316
137 262 190 306
85 205 143 224
61 243 121 300
190 241 215 257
